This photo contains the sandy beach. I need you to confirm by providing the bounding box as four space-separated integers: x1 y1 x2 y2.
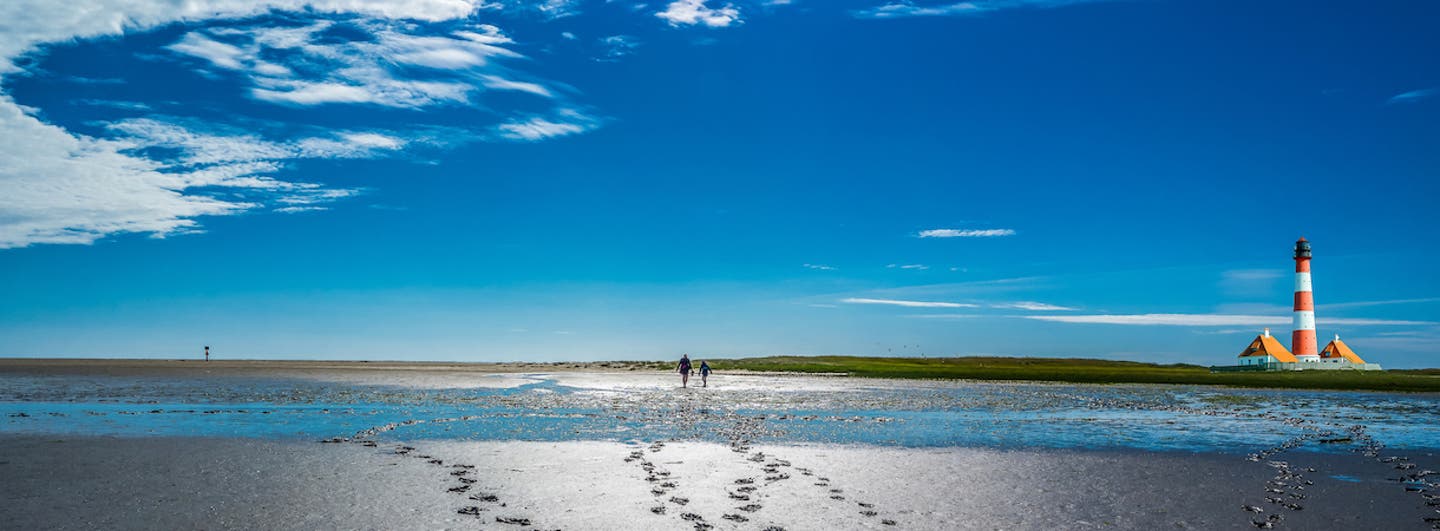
3 360 1439 530
3 436 1436 530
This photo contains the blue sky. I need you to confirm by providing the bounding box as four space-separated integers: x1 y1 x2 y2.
1 0 1438 366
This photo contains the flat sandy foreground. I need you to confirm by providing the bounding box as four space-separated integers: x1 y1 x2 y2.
3 436 1431 531
2 359 1438 530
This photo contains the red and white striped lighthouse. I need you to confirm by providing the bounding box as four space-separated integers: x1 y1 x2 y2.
1292 237 1320 361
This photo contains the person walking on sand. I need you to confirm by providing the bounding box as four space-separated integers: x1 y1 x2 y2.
699 361 711 388
677 354 693 388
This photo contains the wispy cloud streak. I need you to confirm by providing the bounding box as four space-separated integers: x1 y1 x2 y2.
1321 297 1440 310
842 297 980 308
995 301 1075 311
918 228 1015 238
855 0 1111 19
1388 88 1438 104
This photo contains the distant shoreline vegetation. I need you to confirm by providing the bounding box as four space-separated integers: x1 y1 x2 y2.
701 356 1440 393
1 357 1436 393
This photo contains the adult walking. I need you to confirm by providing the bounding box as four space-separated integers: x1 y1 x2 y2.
699 361 711 388
677 354 693 388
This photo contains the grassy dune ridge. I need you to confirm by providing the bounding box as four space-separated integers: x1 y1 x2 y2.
699 356 1440 393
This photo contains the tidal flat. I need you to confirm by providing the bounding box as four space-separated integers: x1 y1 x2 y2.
2 360 1438 530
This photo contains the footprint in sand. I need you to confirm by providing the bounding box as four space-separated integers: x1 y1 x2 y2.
669 496 690 505
650 505 667 515
737 504 762 512
496 516 532 526
723 514 748 522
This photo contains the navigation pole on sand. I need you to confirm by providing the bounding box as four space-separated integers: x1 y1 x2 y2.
1292 237 1320 362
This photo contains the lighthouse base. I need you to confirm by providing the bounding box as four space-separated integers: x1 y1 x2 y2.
1210 361 1382 372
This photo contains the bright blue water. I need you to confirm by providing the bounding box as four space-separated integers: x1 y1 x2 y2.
3 373 1439 454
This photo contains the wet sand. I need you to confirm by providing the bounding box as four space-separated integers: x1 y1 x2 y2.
3 361 1439 529
2 435 1436 530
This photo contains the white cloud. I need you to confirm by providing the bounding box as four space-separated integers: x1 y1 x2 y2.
537 0 581 19
994 301 1075 311
167 32 247 69
1321 297 1440 310
73 100 152 111
170 21 527 109
253 82 380 105
1388 87 1438 104
854 0 1108 19
598 35 640 61
886 263 928 270
1022 313 1434 326
110 118 407 165
855 1 984 18
656 0 742 27
455 25 514 45
802 263 836 270
0 0 605 249
496 109 598 141
275 205 329 213
480 75 553 98
918 228 1015 238
296 132 409 158
841 297 979 308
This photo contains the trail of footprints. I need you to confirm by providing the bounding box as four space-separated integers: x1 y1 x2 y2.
324 417 544 528
1236 417 1440 529
1354 425 1440 530
317 395 1440 530
627 438 899 529
1056 390 1440 531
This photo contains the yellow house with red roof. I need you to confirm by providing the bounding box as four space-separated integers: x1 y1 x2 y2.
1319 335 1367 364
1219 329 1380 371
1236 328 1298 367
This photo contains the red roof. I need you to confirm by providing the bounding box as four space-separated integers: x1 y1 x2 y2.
1320 337 1366 364
1237 333 1299 362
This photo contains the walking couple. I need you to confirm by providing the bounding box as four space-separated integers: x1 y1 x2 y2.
676 354 710 388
